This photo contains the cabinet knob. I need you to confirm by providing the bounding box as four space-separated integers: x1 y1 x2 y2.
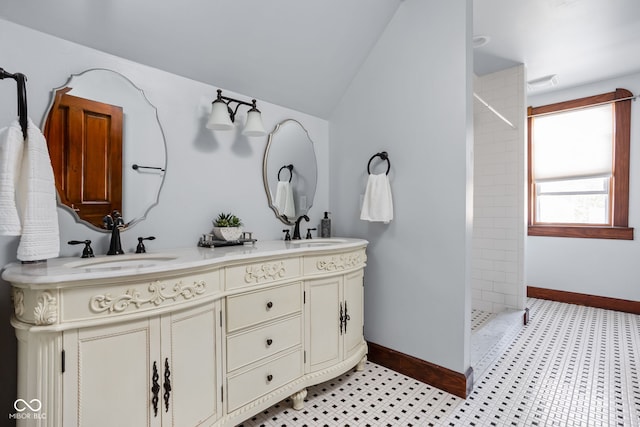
267 374 273 382
266 338 273 346
266 301 273 310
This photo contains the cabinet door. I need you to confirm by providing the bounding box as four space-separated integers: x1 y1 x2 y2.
63 318 161 427
162 303 220 427
343 270 365 360
306 276 342 372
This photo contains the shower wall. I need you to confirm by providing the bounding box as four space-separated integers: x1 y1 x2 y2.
472 65 527 313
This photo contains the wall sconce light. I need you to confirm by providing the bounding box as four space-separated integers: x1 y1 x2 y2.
206 89 267 136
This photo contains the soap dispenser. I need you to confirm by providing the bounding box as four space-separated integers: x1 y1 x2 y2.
320 211 331 238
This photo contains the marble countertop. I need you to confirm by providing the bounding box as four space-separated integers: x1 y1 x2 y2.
2 238 368 286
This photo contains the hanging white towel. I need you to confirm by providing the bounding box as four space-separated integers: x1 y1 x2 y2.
0 121 24 235
360 173 393 223
274 181 296 220
15 118 60 261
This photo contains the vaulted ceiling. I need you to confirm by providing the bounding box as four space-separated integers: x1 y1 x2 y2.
2 0 640 118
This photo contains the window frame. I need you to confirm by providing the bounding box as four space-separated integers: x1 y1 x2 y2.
528 88 634 240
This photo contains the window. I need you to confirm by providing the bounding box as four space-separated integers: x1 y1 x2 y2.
528 89 633 240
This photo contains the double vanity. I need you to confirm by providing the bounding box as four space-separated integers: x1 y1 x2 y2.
4 238 368 427
3 67 355 427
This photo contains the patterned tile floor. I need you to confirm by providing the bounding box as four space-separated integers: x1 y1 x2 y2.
238 298 640 426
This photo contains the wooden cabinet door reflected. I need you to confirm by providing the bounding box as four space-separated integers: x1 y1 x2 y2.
45 89 123 228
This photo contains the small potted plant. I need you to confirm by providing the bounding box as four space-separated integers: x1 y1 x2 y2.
212 212 243 241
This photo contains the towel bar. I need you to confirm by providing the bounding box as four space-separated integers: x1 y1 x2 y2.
0 67 28 140
132 164 166 172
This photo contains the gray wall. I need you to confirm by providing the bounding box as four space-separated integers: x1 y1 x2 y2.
527 71 640 302
0 18 330 418
329 0 474 373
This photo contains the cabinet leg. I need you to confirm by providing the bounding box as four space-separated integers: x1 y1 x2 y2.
291 388 307 410
356 355 367 371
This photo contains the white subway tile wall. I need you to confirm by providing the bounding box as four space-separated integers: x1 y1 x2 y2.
472 66 527 314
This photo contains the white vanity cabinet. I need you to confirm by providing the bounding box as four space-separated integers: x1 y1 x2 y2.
62 302 221 427
164 303 221 426
306 269 365 372
4 239 367 427
62 316 160 427
225 282 304 414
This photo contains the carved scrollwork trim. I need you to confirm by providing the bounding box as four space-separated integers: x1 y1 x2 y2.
90 280 207 314
34 292 57 325
244 261 286 283
12 288 24 318
316 253 363 271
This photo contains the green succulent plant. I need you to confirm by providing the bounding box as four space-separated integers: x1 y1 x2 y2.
214 212 242 227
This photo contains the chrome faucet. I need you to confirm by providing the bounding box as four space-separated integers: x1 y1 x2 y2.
292 215 309 240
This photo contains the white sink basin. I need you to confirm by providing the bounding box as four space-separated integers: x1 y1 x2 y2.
65 254 178 271
290 238 349 247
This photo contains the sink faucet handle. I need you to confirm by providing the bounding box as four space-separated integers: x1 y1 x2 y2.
68 240 95 258
282 229 291 241
136 236 156 254
306 228 317 239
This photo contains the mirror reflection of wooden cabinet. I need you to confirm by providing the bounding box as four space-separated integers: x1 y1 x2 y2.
43 69 167 232
44 89 123 228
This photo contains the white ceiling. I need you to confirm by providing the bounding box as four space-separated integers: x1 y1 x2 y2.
2 0 640 118
474 0 640 96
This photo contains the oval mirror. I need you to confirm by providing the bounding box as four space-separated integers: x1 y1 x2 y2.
43 69 167 231
263 119 317 225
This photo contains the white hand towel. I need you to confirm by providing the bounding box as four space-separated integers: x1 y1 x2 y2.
16 118 60 261
360 173 393 223
274 181 296 220
0 121 24 235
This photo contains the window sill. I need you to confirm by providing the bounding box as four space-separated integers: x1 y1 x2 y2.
528 225 634 240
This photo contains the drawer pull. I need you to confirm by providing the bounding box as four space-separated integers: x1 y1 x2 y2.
267 374 273 382
266 338 273 346
266 301 274 310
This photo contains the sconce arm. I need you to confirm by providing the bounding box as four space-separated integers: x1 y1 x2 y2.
215 89 257 122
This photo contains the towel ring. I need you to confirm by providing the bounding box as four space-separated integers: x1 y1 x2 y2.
367 152 390 175
278 164 293 182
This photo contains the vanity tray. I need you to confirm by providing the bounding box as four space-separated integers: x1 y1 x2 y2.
198 238 257 248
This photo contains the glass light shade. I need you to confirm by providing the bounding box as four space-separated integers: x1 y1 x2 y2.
242 110 267 136
206 100 234 130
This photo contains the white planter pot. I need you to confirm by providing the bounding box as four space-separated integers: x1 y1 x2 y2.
212 226 243 241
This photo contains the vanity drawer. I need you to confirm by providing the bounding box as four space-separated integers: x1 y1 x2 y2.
227 315 302 372
225 257 301 289
303 248 367 276
226 282 302 332
227 348 303 412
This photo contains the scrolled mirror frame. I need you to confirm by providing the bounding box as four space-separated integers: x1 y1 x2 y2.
262 119 317 226
43 68 168 232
